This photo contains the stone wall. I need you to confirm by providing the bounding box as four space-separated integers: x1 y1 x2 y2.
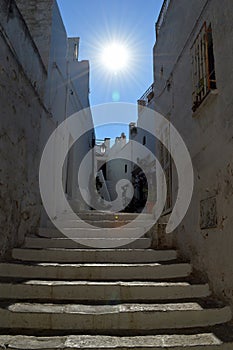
153 0 233 308
15 0 54 69
0 0 94 257
0 0 48 258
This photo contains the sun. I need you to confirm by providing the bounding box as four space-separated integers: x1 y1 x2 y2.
101 42 130 73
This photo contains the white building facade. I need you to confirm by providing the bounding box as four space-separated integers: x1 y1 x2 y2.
151 0 233 309
16 0 95 220
0 0 94 257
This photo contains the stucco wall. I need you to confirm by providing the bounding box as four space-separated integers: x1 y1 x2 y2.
0 0 94 256
0 0 47 258
15 0 54 69
17 0 94 218
135 98 157 157
153 0 233 307
66 39 94 208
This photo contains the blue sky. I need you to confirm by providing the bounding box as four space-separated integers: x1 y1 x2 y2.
57 0 164 139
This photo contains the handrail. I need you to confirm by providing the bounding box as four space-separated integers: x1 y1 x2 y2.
138 83 154 107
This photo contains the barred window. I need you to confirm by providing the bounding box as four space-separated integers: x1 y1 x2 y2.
191 23 217 112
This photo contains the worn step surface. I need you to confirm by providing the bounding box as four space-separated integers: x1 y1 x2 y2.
0 262 192 280
38 227 148 239
47 219 155 229
37 227 151 242
1 333 233 349
38 228 152 242
24 237 152 249
0 302 231 331
1 210 232 348
12 248 177 263
0 281 210 301
59 212 153 221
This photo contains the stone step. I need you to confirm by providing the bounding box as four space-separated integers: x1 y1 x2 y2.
12 248 177 263
38 227 147 239
0 280 210 301
0 302 231 331
0 262 192 280
24 237 152 249
58 212 153 221
38 228 65 238
37 229 153 247
47 219 155 229
0 333 232 350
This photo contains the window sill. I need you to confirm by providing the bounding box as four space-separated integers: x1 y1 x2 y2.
192 89 218 118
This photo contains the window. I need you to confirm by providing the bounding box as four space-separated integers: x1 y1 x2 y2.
191 23 217 112
143 136 146 145
125 164 128 173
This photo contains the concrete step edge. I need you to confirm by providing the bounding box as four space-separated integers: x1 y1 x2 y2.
0 303 231 330
37 228 151 241
0 281 211 301
0 262 192 280
23 237 152 249
38 228 150 240
11 248 178 263
0 333 232 349
47 219 155 225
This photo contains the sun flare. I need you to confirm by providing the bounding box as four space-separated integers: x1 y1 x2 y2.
101 42 130 73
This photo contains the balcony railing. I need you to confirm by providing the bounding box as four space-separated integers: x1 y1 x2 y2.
155 0 171 37
138 83 154 107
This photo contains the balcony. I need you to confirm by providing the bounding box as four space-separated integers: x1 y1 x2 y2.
137 83 154 112
155 0 171 38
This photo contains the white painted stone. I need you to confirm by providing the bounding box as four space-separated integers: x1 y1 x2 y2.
0 262 192 280
0 302 231 330
0 333 231 350
12 248 177 263
24 237 152 249
0 281 210 301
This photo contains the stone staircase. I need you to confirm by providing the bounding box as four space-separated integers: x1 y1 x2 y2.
0 211 232 349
